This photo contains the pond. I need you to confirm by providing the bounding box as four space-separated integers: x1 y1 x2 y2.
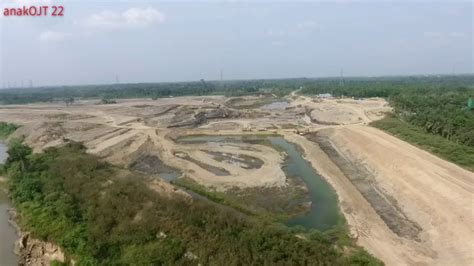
177 135 341 231
129 154 181 182
268 137 340 231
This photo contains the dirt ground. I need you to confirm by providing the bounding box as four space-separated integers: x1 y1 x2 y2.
289 94 391 125
0 94 472 265
286 126 473 266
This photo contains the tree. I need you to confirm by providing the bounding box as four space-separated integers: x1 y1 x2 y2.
6 139 32 171
64 97 74 106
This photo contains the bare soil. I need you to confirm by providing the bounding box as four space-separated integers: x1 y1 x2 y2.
0 94 472 265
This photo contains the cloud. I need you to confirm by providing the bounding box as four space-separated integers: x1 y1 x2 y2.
36 7 165 42
39 30 70 42
450 32 467 38
423 31 444 38
4 0 52 6
7 0 51 4
266 20 323 38
297 20 324 31
80 7 165 31
266 29 288 37
423 31 468 39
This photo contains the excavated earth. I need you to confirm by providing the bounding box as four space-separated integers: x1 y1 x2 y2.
0 94 472 265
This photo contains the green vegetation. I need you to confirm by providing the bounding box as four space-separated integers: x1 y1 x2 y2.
4 140 382 265
2 75 472 149
0 79 286 104
2 75 469 105
299 76 474 166
100 98 117 105
171 177 256 216
389 89 474 147
2 75 472 148
0 122 19 139
371 115 474 171
299 76 474 148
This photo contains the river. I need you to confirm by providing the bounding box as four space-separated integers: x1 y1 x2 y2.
0 142 19 266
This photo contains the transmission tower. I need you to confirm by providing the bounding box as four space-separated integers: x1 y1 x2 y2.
339 68 345 86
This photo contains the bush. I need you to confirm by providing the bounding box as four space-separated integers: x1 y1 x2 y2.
0 122 18 138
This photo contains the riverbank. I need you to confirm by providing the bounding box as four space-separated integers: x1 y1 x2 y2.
0 177 8 193
1 140 65 266
284 126 474 265
9 209 65 265
1 179 65 266
0 189 18 265
0 139 19 265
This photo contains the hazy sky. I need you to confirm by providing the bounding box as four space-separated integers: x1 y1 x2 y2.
0 0 472 87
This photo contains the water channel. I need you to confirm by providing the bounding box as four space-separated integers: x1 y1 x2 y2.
177 135 341 231
0 142 18 266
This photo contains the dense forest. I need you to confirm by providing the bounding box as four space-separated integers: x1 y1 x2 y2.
3 140 381 265
1 75 470 104
371 114 474 171
299 76 474 149
0 79 294 104
1 74 472 161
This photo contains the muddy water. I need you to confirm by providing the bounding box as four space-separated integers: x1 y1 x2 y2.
178 135 341 231
130 155 181 182
0 142 19 266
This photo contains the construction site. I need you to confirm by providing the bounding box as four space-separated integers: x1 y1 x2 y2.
0 92 472 265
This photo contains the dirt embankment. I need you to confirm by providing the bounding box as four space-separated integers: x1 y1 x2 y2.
308 132 422 240
295 126 474 266
15 232 65 266
8 210 65 266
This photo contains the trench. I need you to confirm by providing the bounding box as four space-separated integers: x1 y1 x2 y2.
177 135 341 231
0 142 19 265
308 133 422 240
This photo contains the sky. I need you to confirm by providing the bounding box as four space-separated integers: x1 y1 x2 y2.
0 0 472 87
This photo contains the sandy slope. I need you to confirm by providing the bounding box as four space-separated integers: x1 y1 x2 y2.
287 126 474 265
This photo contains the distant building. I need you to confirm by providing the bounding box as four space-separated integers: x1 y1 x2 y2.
318 93 332 99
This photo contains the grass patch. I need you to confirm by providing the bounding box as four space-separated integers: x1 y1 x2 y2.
371 114 474 171
171 177 256 216
0 122 19 139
